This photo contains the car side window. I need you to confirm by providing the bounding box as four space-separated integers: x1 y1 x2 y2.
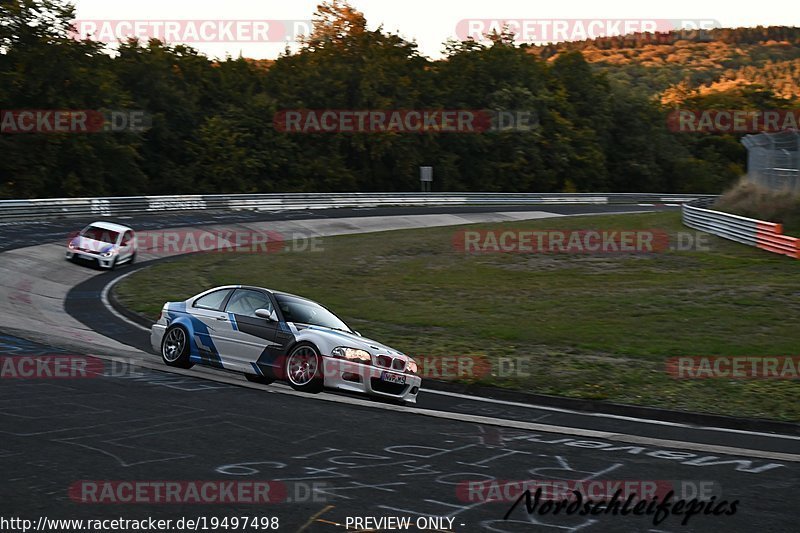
225 289 273 318
193 289 232 311
121 231 133 246
279 302 314 324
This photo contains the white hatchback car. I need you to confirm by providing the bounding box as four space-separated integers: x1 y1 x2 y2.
66 221 137 269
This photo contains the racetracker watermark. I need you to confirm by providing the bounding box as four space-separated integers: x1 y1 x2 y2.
455 19 720 43
0 355 143 379
666 356 800 379
68 480 327 504
457 479 722 503
68 230 323 255
1 517 280 532
136 230 322 254
273 110 537 133
410 355 541 380
0 110 150 134
453 229 713 253
667 109 800 133
453 229 671 253
70 20 313 43
413 355 492 380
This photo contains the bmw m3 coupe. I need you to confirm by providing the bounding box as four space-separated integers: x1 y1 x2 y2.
150 285 422 403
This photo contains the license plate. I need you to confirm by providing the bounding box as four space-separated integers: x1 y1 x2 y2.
381 371 406 385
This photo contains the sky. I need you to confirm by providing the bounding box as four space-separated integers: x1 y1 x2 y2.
71 0 800 60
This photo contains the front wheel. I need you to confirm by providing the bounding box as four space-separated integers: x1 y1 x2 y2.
161 326 193 368
285 343 324 393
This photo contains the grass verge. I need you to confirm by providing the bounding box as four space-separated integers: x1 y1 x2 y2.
115 211 800 421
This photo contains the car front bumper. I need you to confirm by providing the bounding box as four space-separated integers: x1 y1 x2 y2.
320 357 422 403
66 249 116 269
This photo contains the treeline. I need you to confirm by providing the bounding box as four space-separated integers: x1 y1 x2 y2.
531 26 800 58
529 26 800 102
0 1 785 198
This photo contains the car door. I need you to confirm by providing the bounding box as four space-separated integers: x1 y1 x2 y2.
187 288 235 368
118 230 134 262
218 288 281 371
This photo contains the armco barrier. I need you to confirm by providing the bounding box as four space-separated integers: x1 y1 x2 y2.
682 199 799 258
0 192 712 222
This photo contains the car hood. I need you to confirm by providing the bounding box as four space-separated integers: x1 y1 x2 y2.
292 323 407 358
70 236 116 253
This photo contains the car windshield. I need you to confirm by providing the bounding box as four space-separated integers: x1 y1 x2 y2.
275 294 352 332
81 226 119 244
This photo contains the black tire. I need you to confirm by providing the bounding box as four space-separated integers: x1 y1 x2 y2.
245 373 275 385
129 251 136 265
161 326 193 368
109 257 118 271
284 342 324 393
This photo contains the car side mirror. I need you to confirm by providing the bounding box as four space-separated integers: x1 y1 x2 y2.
255 308 277 322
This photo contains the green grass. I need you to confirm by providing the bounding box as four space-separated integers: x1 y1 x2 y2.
116 212 800 421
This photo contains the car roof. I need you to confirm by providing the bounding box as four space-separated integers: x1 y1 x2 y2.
85 221 133 233
271 290 315 302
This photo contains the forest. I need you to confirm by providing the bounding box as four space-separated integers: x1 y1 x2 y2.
1 0 798 198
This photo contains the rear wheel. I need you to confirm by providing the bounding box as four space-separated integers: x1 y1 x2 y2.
245 373 275 385
285 343 323 393
161 326 193 368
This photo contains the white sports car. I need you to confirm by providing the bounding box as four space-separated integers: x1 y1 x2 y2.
66 221 137 269
150 285 422 403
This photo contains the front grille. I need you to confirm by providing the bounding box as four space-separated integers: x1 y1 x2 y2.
370 378 408 395
375 355 406 372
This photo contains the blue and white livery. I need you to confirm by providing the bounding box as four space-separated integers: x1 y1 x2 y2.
150 285 422 403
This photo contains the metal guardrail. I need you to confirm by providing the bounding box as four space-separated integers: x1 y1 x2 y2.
0 192 713 222
682 198 799 258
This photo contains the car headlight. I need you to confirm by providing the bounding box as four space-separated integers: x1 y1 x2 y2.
101 249 117 257
406 358 418 375
68 241 76 249
331 347 371 363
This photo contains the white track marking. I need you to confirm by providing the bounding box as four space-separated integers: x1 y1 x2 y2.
76 350 800 463
101 270 151 332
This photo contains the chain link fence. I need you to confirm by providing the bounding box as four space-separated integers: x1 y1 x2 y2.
741 130 800 192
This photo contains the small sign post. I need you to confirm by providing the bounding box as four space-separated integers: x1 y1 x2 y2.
420 166 433 192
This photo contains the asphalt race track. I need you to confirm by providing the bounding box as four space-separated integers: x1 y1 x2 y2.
2 204 798 532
